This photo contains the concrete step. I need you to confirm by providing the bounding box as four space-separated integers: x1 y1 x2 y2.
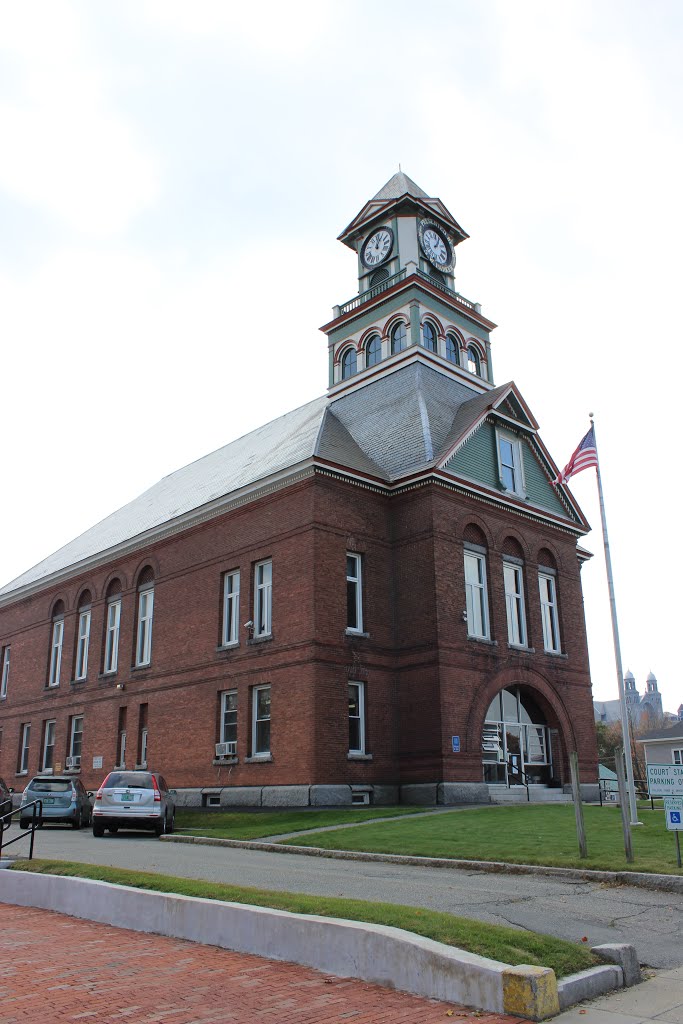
488 785 573 804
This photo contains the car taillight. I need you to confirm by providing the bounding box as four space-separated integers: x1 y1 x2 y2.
95 789 103 801
153 778 161 802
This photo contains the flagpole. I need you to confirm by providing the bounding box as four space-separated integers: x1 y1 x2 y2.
590 415 640 826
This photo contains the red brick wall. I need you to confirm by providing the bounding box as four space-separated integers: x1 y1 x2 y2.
0 473 598 793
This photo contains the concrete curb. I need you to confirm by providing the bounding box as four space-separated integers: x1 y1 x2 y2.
161 834 683 893
0 869 634 1020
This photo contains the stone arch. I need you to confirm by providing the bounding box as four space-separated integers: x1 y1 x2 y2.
498 530 530 560
459 516 494 549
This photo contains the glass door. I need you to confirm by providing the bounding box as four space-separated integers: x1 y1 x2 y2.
504 725 524 785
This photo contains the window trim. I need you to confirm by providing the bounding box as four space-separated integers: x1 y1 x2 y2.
673 749 683 766
539 571 561 653
390 321 407 354
19 723 31 775
135 587 154 667
252 684 271 757
104 598 121 674
496 429 526 498
346 552 364 634
365 333 382 367
69 715 84 761
0 645 9 699
220 689 238 747
503 561 527 648
445 332 460 365
48 618 64 687
464 548 490 640
75 608 91 681
340 346 357 380
222 571 241 647
42 719 56 772
348 681 366 754
421 320 437 353
253 560 272 638
467 343 481 376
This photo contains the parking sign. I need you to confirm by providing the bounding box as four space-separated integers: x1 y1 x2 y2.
664 797 683 831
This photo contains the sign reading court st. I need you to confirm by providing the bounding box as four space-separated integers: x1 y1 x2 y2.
646 764 683 796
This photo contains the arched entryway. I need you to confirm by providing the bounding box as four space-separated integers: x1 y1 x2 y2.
482 687 555 786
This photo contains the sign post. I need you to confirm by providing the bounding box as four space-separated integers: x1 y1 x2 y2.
615 746 634 863
663 796 683 868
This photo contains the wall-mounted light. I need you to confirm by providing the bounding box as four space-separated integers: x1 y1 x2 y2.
116 682 125 691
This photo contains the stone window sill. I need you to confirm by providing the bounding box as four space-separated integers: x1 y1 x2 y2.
98 672 117 681
216 643 240 652
543 650 569 659
247 634 273 646
44 684 60 691
507 644 536 654
131 664 151 673
212 757 239 766
347 752 373 761
345 630 370 639
244 755 273 763
467 636 498 647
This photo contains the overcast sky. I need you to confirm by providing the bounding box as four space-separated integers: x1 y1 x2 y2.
1 0 681 712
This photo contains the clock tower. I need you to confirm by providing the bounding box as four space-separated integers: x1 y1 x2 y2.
322 172 497 393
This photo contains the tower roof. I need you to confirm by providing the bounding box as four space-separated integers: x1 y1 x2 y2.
372 171 429 202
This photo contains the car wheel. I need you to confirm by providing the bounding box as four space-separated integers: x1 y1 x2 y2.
92 824 104 838
71 811 82 831
19 819 29 830
155 815 166 838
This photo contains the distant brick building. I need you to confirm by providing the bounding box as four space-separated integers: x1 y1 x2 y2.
0 173 599 808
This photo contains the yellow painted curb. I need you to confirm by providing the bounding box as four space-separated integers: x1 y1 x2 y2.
502 965 560 1021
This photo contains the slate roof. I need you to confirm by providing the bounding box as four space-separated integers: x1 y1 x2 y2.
638 720 683 742
372 171 429 201
0 362 576 602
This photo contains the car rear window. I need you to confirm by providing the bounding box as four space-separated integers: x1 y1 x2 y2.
28 780 72 793
103 772 154 789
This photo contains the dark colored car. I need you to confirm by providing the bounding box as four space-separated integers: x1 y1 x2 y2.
19 775 92 829
0 778 12 819
92 770 175 837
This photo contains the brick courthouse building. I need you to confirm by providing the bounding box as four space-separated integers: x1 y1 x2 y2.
0 174 599 807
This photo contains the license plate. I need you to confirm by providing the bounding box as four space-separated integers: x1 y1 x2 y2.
42 798 54 805
118 792 136 802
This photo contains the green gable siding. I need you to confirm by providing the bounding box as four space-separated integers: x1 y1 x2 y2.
444 420 577 522
446 421 500 489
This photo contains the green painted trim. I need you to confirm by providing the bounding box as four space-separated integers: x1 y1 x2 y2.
328 346 335 388
327 282 491 346
485 338 494 384
409 300 421 347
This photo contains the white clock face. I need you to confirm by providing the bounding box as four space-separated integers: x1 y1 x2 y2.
361 228 393 268
422 227 450 266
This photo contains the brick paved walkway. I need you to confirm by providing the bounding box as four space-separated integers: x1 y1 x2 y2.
0 904 524 1024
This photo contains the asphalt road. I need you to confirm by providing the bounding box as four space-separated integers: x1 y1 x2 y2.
3 822 682 969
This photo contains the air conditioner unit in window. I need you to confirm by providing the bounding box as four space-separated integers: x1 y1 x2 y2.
215 741 237 758
65 755 81 769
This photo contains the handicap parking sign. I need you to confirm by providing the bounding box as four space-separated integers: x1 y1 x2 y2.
672 811 682 824
664 797 683 831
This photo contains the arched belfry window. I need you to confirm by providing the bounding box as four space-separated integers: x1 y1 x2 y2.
445 333 459 365
467 344 481 376
365 334 381 368
422 322 437 352
390 322 406 354
370 268 389 288
341 347 357 380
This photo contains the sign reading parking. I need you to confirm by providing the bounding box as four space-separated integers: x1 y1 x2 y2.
646 764 683 796
664 797 683 831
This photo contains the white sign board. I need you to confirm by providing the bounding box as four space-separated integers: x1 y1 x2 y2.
92 756 103 770
664 797 683 831
646 763 683 796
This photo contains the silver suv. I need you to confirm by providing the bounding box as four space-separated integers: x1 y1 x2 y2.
92 770 175 837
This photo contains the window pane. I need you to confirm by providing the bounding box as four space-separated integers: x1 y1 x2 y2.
366 335 381 366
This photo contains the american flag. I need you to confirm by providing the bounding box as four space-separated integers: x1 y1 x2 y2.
554 426 598 485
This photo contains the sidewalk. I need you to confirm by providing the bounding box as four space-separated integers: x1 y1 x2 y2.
0 903 523 1023
554 967 683 1024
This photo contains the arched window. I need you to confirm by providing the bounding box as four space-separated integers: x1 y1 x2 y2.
104 578 122 675
422 322 437 352
467 344 481 376
135 566 155 668
341 347 357 380
75 590 92 682
391 322 406 354
445 333 459 364
365 334 381 367
429 267 445 287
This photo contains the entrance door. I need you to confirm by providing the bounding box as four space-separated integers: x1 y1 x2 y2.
504 725 524 785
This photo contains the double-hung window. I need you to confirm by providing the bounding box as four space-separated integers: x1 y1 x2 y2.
464 549 490 639
136 587 154 666
252 685 271 756
348 682 366 754
497 431 525 497
104 598 121 674
68 716 83 766
19 723 31 774
254 560 272 638
222 571 240 646
220 690 238 752
75 608 91 680
49 619 64 687
346 553 363 633
539 571 561 653
0 645 9 698
673 749 683 766
503 562 527 647
42 720 56 771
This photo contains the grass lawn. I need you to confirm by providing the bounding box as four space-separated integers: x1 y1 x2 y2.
11 859 596 978
282 804 683 875
174 806 422 839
